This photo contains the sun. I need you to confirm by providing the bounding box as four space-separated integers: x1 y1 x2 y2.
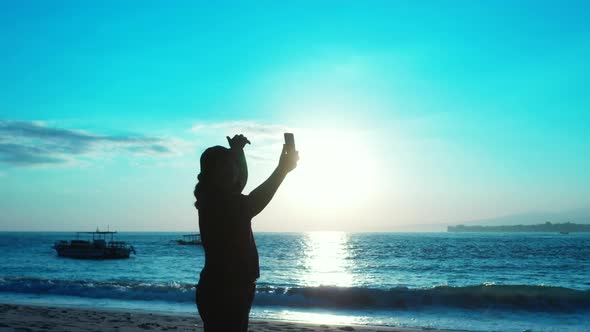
286 129 379 213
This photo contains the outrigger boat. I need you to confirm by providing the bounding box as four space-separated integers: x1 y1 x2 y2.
176 233 202 245
53 230 136 259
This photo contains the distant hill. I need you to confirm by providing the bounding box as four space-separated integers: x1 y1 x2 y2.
458 208 590 226
448 222 590 233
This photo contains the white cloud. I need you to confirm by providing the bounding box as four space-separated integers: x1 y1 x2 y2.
0 120 183 167
190 120 294 162
191 120 291 143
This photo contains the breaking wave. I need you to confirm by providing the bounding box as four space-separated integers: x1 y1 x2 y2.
1 277 588 312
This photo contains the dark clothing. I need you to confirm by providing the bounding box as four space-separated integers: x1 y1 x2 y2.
196 281 255 332
196 192 259 331
198 193 259 283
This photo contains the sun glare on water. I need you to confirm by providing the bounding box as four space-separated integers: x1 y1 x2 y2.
300 231 353 287
266 232 359 325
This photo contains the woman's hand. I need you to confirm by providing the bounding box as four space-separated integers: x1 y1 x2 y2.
278 144 299 174
227 134 251 150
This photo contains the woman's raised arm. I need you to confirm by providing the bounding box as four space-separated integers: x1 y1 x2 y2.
227 134 250 193
247 144 298 217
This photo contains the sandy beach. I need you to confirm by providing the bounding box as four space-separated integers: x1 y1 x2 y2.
0 303 464 332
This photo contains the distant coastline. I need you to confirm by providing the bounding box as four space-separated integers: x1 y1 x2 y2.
447 222 590 233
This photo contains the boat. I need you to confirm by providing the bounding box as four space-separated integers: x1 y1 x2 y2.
53 230 136 259
560 231 570 235
176 233 202 245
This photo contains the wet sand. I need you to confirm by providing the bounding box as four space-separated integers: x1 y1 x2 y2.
0 303 463 332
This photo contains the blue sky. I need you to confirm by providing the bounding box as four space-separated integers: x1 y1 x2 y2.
1 1 589 231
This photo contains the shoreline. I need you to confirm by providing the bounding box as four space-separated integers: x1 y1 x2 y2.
0 303 465 332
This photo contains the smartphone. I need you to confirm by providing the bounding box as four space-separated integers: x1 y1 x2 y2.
284 133 295 152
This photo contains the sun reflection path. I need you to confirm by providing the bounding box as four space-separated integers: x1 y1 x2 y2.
300 232 354 287
262 309 361 326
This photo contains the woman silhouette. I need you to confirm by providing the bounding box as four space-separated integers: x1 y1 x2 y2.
194 134 298 332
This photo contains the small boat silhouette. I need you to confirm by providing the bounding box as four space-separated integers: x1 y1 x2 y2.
176 233 202 245
53 230 136 259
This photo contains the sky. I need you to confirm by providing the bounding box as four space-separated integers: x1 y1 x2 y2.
1 1 589 231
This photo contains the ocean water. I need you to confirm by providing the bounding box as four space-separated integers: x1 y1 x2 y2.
1 232 589 331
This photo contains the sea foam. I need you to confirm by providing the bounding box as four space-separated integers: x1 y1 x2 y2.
1 277 588 312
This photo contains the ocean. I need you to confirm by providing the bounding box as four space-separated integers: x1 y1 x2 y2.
0 232 589 332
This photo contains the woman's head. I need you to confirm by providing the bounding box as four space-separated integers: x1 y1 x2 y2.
197 146 238 194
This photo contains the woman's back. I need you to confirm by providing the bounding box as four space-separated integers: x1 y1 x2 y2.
198 193 259 285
